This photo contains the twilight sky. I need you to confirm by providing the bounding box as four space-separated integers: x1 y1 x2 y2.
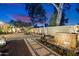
0 3 79 25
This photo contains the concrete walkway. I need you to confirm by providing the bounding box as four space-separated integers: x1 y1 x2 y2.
24 38 60 56
0 33 60 56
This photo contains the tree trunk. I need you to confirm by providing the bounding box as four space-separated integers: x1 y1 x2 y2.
52 3 63 26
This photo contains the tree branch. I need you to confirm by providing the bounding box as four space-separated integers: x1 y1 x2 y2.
52 3 59 12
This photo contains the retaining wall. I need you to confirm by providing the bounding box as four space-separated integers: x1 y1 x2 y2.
32 25 79 50
33 26 75 35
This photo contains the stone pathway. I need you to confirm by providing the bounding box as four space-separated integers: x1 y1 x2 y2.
24 38 60 56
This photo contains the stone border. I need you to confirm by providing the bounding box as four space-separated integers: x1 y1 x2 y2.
24 38 36 56
24 38 60 56
34 39 61 56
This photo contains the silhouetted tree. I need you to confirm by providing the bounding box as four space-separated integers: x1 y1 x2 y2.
60 13 69 25
74 4 79 25
75 4 79 12
25 3 47 26
10 20 31 27
49 7 57 26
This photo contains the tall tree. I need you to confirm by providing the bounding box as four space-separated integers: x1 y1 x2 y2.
50 3 70 26
49 7 57 26
75 4 79 25
52 3 64 26
25 3 47 26
75 4 79 12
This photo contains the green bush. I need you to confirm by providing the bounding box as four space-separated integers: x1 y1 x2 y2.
0 28 6 34
66 50 76 56
0 28 4 34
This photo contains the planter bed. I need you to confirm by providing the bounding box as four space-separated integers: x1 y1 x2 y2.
37 38 77 56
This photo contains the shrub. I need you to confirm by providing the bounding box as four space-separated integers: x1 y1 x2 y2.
0 28 4 34
66 50 76 56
